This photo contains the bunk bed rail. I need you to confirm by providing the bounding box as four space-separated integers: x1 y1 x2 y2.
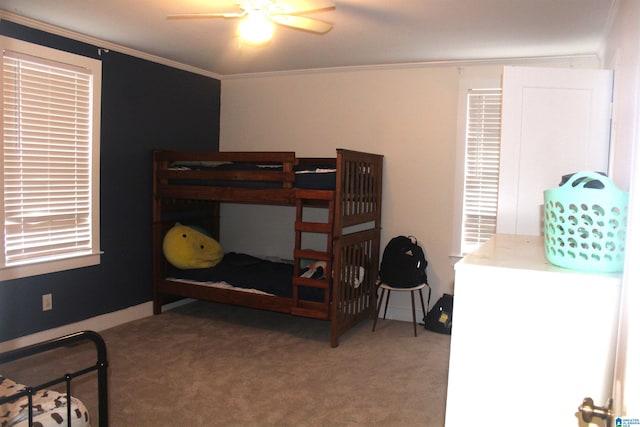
334 149 383 232
153 150 300 204
331 228 381 347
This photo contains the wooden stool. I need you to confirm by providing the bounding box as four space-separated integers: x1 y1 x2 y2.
372 282 431 336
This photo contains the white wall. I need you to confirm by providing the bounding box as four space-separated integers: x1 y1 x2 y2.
219 57 599 320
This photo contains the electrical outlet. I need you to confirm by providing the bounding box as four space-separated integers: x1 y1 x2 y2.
42 293 52 311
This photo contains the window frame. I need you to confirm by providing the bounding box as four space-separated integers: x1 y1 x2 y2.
452 76 502 257
460 87 502 254
0 36 101 281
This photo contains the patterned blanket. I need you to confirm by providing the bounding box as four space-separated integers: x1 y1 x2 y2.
0 374 90 427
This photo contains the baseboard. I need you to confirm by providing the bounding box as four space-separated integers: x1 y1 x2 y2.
0 302 154 352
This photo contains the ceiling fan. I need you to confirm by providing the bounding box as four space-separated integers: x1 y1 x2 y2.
167 0 336 44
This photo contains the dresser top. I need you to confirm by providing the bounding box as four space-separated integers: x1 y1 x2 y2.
457 234 622 278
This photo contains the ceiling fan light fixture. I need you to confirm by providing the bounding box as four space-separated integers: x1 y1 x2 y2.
167 0 335 45
239 10 275 45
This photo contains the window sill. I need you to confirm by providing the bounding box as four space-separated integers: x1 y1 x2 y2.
0 253 102 281
449 254 464 267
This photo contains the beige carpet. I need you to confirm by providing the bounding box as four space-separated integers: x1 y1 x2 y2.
1 301 451 426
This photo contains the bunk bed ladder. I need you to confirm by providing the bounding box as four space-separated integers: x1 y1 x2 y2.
292 189 334 319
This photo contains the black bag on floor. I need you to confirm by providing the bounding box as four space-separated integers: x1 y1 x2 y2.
424 294 453 334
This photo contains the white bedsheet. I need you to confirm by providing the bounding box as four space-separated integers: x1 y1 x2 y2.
166 278 275 296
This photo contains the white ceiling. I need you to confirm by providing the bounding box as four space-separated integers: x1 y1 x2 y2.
0 0 617 76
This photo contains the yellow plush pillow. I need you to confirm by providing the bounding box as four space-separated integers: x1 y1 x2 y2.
162 223 224 269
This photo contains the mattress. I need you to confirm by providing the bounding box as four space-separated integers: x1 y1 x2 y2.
167 252 367 301
169 161 337 190
168 252 324 301
0 374 90 427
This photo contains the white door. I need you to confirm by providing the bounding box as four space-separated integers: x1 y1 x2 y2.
579 80 640 427
498 66 613 236
607 193 640 423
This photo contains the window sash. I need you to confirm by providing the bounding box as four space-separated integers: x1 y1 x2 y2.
461 88 502 254
1 48 95 267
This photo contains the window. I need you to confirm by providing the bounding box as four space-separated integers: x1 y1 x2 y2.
460 88 502 254
0 36 101 280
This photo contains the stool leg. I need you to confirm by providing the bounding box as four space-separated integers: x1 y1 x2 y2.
372 288 386 332
418 287 427 321
382 289 391 319
411 290 417 337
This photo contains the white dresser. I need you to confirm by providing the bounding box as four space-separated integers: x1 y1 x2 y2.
444 234 621 427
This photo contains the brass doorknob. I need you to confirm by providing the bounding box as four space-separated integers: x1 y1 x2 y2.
579 397 613 427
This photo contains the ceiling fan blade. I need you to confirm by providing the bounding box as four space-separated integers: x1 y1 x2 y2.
269 0 335 16
270 15 333 34
167 12 246 20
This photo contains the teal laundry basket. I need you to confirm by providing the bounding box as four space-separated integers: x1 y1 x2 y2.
543 171 629 273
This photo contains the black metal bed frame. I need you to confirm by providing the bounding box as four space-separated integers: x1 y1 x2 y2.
0 330 109 427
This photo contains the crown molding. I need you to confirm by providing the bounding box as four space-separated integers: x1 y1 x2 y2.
223 54 600 80
0 10 223 80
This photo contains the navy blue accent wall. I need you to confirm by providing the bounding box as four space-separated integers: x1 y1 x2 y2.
0 22 221 342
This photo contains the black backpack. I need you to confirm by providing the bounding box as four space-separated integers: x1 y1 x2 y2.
424 294 454 334
379 236 428 288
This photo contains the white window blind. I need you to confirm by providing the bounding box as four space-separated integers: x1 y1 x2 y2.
461 88 502 254
1 37 101 279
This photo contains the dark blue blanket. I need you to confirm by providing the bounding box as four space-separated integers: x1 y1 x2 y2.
168 252 323 301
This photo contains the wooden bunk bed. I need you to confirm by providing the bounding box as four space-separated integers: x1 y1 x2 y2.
152 149 383 347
